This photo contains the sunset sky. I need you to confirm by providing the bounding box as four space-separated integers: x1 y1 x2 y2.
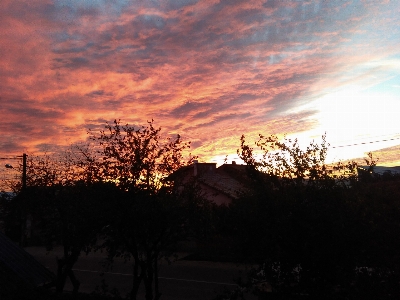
1 0 400 167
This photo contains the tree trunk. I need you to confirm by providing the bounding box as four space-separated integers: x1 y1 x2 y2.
68 268 81 295
144 255 154 300
154 252 161 300
56 247 80 293
130 257 143 300
56 257 67 293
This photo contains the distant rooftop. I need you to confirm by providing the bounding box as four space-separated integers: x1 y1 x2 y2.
171 161 251 200
360 166 400 175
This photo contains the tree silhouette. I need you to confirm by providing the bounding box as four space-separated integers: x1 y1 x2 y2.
214 134 400 299
7 119 205 299
86 119 202 300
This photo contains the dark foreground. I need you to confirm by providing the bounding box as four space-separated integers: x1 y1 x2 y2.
12 246 256 300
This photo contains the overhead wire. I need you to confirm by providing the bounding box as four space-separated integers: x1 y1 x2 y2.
331 136 400 148
330 133 400 149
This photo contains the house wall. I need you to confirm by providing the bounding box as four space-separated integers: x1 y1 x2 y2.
198 182 232 206
172 162 235 205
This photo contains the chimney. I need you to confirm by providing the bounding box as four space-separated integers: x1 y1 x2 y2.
232 161 236 165
193 160 198 176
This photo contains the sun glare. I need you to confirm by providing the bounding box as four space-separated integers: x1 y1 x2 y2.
316 87 400 163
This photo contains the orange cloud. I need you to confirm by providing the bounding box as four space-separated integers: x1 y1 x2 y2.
0 0 399 167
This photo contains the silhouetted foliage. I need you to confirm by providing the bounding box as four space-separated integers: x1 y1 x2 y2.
7 182 120 294
214 134 400 299
5 119 209 300
0 192 13 233
85 120 206 300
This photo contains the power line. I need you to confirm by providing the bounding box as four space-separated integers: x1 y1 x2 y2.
0 154 27 189
331 136 400 149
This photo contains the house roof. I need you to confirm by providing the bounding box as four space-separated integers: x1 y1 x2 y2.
0 192 16 198
359 166 400 175
199 170 246 199
170 162 253 200
0 232 55 289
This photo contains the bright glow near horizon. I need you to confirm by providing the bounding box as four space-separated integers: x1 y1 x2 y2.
315 77 400 164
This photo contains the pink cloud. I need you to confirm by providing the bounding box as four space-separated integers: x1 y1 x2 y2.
0 0 399 164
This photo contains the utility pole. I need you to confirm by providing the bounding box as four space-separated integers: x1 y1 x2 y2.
1 153 27 190
20 153 27 247
22 153 27 190
1 153 28 246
